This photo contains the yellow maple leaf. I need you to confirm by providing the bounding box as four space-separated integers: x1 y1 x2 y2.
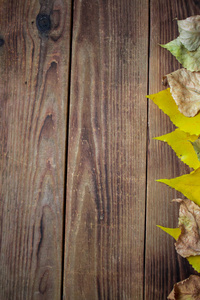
154 129 200 169
157 168 200 206
147 88 200 135
187 256 200 273
157 225 181 240
158 225 200 272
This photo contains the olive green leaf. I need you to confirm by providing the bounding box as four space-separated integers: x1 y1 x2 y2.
162 37 200 72
162 16 200 71
191 137 200 162
178 16 200 51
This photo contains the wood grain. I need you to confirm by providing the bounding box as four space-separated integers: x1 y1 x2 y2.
63 0 149 299
0 0 71 299
2 1 199 299
145 1 200 299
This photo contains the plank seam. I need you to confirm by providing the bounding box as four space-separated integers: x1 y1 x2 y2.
61 1 75 299
143 0 151 298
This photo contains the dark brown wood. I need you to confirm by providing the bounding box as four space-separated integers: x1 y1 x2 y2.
0 0 71 299
63 0 149 299
145 1 200 299
2 1 200 299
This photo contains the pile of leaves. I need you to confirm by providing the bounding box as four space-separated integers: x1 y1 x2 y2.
147 16 200 299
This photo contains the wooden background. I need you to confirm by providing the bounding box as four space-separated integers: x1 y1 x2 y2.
0 0 199 299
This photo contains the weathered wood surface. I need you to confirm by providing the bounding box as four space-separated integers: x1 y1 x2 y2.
1 0 199 299
63 0 149 299
146 1 200 299
0 0 72 299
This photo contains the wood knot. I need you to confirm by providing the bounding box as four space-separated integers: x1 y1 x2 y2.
36 14 51 33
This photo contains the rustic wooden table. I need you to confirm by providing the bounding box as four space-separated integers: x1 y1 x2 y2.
0 0 199 299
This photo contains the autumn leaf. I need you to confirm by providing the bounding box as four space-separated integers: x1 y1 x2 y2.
191 137 200 162
162 37 200 72
178 16 200 51
158 224 200 273
157 167 200 206
154 129 200 169
157 225 181 240
188 256 200 273
164 69 200 117
174 199 200 258
162 16 200 71
168 275 200 300
147 89 200 135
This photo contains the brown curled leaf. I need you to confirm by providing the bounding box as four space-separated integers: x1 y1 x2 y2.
165 68 200 117
174 198 200 258
168 275 200 299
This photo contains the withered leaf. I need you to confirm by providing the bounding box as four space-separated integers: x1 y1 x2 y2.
178 16 200 51
174 199 200 258
162 16 200 71
168 275 200 300
165 68 200 117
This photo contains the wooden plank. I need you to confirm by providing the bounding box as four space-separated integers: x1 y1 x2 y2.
63 0 148 299
145 1 200 299
0 0 71 299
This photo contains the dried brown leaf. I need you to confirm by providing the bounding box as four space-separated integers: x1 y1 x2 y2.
165 68 200 117
168 275 200 300
174 199 200 258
